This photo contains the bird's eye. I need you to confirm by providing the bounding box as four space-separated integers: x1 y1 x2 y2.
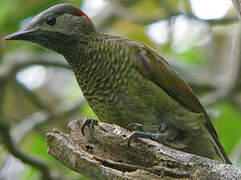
45 16 57 26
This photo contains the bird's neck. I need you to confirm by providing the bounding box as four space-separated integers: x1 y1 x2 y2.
62 36 107 88
62 35 103 71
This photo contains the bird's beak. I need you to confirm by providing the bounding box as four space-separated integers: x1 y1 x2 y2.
4 29 38 41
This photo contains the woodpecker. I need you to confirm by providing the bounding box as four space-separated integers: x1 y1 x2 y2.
5 4 231 164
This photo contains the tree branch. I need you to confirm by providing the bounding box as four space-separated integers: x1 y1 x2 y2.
0 119 54 180
0 53 69 83
47 118 241 180
109 0 238 25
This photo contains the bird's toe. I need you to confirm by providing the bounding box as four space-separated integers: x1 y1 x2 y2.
81 118 98 135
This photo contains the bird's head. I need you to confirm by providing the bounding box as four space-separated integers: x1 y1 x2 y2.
4 4 96 53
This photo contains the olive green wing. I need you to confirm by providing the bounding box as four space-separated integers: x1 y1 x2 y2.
132 43 206 114
129 42 231 164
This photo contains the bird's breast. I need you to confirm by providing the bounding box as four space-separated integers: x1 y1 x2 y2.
68 40 195 131
81 69 173 130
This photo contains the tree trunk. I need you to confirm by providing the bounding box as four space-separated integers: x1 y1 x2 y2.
46 118 241 180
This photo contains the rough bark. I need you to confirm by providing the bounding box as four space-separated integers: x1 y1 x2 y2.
46 118 241 180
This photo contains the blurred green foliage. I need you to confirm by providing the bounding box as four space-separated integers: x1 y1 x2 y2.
213 102 241 154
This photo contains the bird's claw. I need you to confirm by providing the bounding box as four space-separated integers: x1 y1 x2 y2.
127 131 137 148
127 123 144 132
127 131 159 148
81 118 98 135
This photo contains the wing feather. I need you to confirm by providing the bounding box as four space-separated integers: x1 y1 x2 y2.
129 42 231 164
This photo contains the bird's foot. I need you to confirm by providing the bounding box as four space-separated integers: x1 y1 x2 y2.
127 123 144 132
158 124 168 133
81 118 98 135
127 131 166 148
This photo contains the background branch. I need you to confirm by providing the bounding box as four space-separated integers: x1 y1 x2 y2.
109 0 238 25
0 99 84 180
0 53 85 179
0 119 54 180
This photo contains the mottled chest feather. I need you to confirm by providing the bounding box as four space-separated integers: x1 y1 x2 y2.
67 39 138 103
